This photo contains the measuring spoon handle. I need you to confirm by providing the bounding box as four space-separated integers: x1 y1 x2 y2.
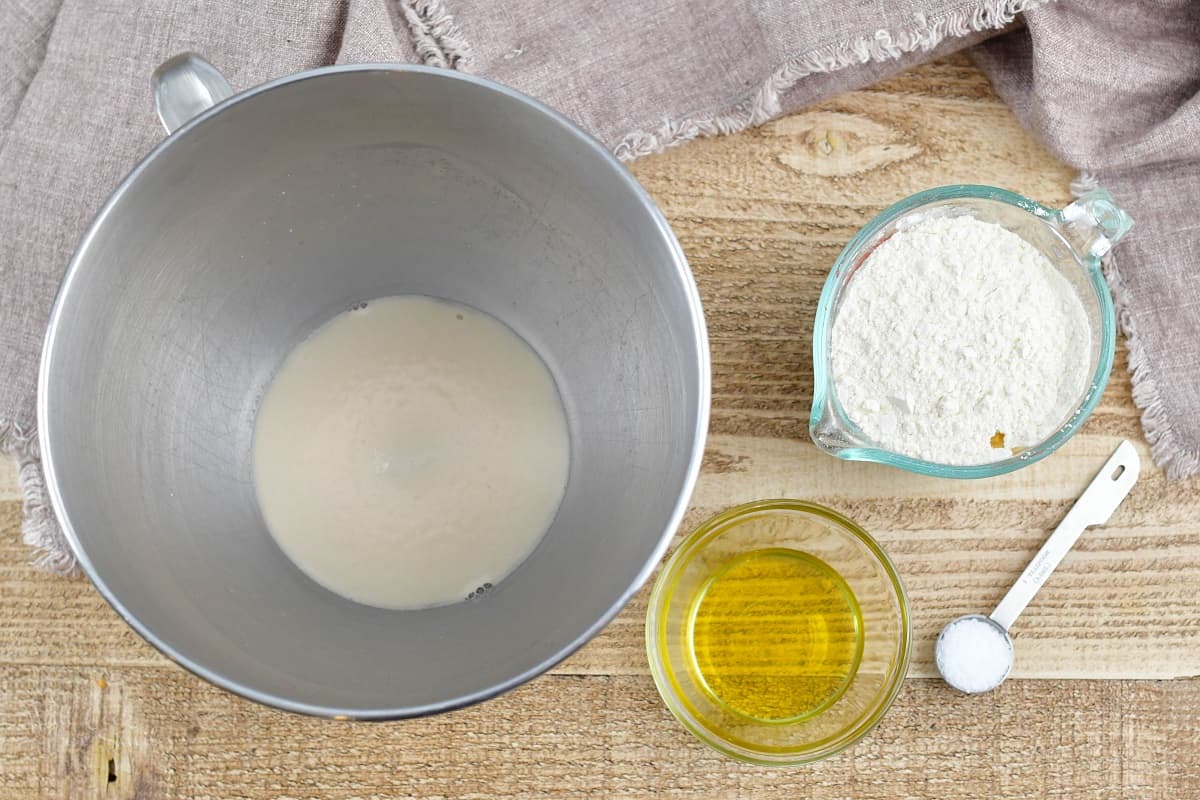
989 440 1140 632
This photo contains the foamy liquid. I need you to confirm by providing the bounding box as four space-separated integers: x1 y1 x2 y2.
252 295 570 609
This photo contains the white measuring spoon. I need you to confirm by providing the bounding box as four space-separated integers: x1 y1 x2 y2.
935 440 1141 694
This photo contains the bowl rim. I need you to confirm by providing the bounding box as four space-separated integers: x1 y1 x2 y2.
645 499 912 766
809 184 1117 479
37 62 711 720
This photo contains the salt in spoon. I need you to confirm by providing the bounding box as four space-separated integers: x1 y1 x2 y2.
935 440 1141 694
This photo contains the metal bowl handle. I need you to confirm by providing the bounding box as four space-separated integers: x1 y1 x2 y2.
151 53 234 134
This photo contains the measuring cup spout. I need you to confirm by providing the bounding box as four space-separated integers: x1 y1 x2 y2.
1058 189 1134 261
809 391 859 456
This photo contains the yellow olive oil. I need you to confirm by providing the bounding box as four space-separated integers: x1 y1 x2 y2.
685 548 863 722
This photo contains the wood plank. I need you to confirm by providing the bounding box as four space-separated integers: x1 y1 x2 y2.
4 467 1199 682
0 665 1196 799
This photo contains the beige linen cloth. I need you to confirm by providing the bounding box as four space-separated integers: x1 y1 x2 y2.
2 0 1197 571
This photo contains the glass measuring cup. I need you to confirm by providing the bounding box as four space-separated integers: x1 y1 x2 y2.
809 185 1133 479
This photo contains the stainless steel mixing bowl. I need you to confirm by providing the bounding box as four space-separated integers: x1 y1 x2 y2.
38 55 709 718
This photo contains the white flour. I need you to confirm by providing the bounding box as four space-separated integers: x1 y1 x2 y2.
831 214 1091 465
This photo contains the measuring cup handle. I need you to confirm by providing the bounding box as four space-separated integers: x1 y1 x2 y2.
1058 189 1134 261
151 53 234 135
990 440 1140 632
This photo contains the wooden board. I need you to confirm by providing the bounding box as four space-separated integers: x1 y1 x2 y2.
2 664 1199 799
2 55 1198 797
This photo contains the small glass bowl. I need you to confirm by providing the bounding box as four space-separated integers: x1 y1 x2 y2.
645 500 910 765
809 185 1133 479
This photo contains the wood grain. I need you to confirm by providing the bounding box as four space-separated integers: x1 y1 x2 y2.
1 665 1199 799
2 55 1199 797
